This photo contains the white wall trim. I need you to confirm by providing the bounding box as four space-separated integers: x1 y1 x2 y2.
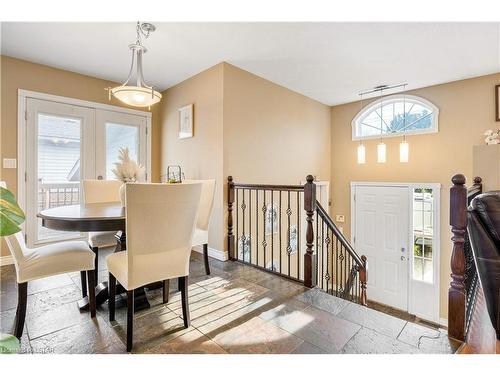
0 255 14 266
439 318 448 328
18 89 152 118
192 246 228 261
351 181 441 324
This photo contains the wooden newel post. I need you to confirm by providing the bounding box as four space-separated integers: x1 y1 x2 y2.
303 175 317 288
227 176 235 260
448 174 467 341
359 255 368 306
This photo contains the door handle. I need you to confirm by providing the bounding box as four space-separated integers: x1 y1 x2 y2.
400 255 406 261
97 175 103 180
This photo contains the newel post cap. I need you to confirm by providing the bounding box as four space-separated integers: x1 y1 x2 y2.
451 174 466 185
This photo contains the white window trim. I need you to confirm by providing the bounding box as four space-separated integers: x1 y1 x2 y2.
351 94 439 141
350 181 441 324
17 89 153 237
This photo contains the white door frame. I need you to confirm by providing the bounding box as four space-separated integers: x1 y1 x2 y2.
17 89 152 243
350 181 441 324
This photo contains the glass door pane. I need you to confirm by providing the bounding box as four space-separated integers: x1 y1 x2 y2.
37 114 82 241
95 109 148 182
105 123 139 180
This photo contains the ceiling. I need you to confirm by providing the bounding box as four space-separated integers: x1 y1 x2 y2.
1 22 499 105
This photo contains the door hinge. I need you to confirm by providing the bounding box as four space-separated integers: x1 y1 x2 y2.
25 111 28 121
353 236 356 244
24 233 28 243
25 172 27 182
354 194 356 202
146 127 148 135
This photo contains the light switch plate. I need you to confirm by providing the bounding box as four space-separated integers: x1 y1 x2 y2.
336 214 345 223
3 158 17 169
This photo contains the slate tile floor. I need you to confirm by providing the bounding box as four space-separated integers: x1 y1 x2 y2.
0 247 460 354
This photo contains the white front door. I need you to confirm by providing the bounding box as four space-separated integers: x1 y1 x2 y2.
354 185 409 310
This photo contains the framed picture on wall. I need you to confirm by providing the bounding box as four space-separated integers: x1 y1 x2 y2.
178 104 193 139
496 85 500 121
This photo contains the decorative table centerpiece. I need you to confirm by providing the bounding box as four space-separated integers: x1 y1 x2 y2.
112 147 145 206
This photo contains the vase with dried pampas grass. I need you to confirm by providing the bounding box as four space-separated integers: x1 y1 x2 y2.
112 147 145 206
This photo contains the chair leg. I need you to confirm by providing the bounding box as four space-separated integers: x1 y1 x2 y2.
109 273 116 321
203 243 211 275
80 271 88 298
163 280 170 304
179 276 190 328
87 270 96 318
13 282 28 339
126 290 134 352
91 246 99 281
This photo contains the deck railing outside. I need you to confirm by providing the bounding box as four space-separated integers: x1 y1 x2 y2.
38 181 80 211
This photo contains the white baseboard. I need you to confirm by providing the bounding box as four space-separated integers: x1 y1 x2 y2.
192 245 228 261
439 318 448 327
0 255 14 266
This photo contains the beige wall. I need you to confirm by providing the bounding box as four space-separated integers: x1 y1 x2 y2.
223 63 331 185
330 72 500 320
160 62 331 253
0 55 162 256
159 64 225 251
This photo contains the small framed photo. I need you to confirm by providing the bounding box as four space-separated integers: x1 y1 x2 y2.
496 85 500 121
178 104 193 139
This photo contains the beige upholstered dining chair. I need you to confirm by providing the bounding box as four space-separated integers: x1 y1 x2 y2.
186 179 216 275
106 182 202 352
81 179 121 298
1 181 96 339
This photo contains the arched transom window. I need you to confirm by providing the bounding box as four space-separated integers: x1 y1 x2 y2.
352 94 439 140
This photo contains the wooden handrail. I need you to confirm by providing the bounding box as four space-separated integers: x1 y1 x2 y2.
232 183 304 192
227 175 366 306
316 201 363 266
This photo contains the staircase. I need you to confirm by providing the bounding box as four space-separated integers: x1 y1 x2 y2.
227 175 367 306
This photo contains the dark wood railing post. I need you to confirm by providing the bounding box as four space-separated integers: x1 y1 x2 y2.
303 175 316 288
359 255 367 306
228 176 235 260
449 174 467 341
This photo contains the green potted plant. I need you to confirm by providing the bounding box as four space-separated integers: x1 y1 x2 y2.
0 185 25 354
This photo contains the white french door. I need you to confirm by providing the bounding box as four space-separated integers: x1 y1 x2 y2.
26 99 94 245
95 110 148 181
23 94 150 247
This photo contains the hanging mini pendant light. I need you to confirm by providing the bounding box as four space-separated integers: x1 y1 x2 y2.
357 142 366 164
399 138 409 163
399 86 409 163
109 22 162 108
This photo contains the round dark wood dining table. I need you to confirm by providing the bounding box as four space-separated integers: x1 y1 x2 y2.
37 202 152 311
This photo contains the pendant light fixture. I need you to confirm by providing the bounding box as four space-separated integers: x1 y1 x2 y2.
377 88 386 163
357 93 366 164
399 85 409 163
109 22 162 108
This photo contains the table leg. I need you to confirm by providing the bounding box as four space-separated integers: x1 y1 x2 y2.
77 230 151 312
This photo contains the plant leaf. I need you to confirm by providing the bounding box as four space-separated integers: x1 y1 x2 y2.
0 333 21 354
0 187 25 237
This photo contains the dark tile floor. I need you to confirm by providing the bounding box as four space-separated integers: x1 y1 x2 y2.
0 247 460 354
